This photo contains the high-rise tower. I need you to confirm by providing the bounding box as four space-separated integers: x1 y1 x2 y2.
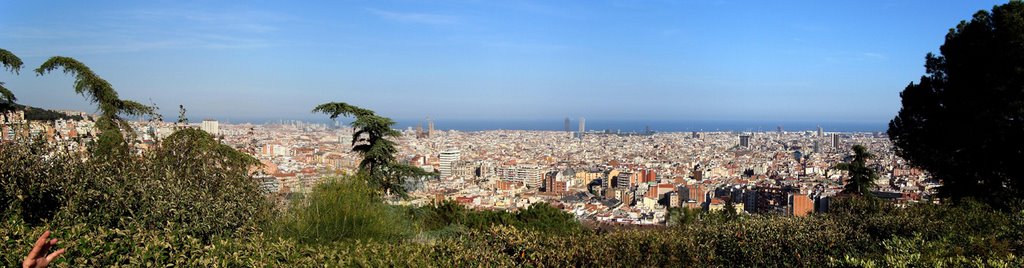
200 119 220 136
739 134 751 147
578 117 586 139
439 149 461 179
564 117 571 132
427 117 434 137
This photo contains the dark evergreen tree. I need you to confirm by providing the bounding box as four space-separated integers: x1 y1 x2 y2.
835 145 878 197
177 104 188 124
721 196 738 220
889 1 1024 207
313 102 433 198
0 48 23 111
34 56 154 158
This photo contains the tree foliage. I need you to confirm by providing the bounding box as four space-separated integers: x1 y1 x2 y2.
313 102 432 198
835 145 879 197
0 130 270 239
0 48 23 108
721 197 738 221
177 104 188 125
0 103 84 122
34 56 155 157
667 207 701 226
156 128 258 175
5 143 1020 267
889 1 1024 207
411 200 584 236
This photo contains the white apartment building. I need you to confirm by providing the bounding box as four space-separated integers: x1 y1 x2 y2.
200 119 220 136
439 149 461 179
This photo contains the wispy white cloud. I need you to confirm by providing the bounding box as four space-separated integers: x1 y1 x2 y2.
366 8 457 24
0 8 287 55
15 38 272 57
0 28 92 40
121 9 291 33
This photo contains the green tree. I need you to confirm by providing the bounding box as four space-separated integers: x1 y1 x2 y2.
667 207 700 226
888 1 1024 207
721 197 738 221
0 48 23 110
34 56 154 157
835 145 878 197
144 128 269 237
156 128 258 175
1 126 270 236
313 102 432 198
514 202 582 235
177 104 188 125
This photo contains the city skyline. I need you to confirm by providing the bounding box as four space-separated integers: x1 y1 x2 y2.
5 1 1024 265
192 117 890 133
0 0 1009 123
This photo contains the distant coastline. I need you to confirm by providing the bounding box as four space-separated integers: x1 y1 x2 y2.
208 118 887 132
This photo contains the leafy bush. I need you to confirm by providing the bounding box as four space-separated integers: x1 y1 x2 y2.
0 139 83 225
141 129 270 237
825 197 1018 262
0 129 271 239
831 235 1023 267
3 189 1023 266
0 218 518 267
409 200 585 236
271 176 416 243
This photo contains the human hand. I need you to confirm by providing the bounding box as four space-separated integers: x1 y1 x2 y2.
22 230 65 268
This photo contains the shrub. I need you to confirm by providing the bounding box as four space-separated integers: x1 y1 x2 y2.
0 218 517 267
409 200 585 237
514 202 585 235
0 139 72 225
271 176 415 243
3 189 1023 266
0 129 272 239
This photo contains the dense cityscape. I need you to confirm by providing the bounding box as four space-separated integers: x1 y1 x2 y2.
6 1 1023 266
2 109 934 225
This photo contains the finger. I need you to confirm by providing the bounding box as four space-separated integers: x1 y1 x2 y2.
40 238 58 253
45 248 66 263
27 230 51 258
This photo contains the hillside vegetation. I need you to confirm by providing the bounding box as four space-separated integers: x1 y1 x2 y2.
2 139 1023 267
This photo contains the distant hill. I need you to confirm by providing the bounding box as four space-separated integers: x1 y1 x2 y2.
0 102 85 121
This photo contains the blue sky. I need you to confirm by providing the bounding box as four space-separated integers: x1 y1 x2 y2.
0 0 1009 123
